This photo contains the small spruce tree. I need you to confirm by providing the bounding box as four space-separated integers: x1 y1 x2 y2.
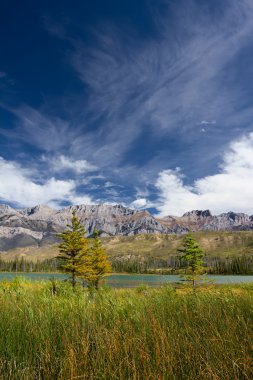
57 211 88 290
178 233 205 288
78 230 112 290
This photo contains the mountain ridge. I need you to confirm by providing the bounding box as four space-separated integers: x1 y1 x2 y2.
0 203 253 250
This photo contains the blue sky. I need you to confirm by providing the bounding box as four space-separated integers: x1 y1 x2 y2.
1 0 253 216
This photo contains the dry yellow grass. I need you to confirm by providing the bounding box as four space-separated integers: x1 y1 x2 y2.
0 280 252 379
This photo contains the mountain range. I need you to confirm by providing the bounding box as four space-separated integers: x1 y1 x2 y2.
0 203 253 251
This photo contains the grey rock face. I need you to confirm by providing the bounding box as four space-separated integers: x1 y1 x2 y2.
0 204 174 250
0 203 253 250
53 205 171 236
213 212 253 231
20 205 55 219
0 227 43 250
0 205 17 215
162 210 253 232
182 210 212 219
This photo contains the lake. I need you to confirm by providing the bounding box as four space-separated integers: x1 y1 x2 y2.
0 273 252 287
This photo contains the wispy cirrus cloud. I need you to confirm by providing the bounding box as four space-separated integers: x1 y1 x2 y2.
41 0 253 203
43 154 97 174
70 0 253 143
199 120 216 125
2 0 253 212
8 0 253 170
8 105 76 151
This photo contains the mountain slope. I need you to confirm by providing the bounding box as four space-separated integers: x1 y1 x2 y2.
2 231 253 266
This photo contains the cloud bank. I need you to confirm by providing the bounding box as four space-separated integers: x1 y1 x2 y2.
155 132 253 216
0 157 92 208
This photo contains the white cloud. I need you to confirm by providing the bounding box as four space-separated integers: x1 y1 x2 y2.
80 175 105 185
155 132 253 216
49 155 97 174
0 157 92 208
130 198 148 209
200 120 216 125
67 194 93 205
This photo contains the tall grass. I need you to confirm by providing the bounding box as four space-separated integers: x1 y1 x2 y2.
0 279 252 379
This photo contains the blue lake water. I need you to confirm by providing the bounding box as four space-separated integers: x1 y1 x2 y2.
0 273 252 287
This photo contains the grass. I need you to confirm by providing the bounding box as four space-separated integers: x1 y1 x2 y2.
0 279 252 379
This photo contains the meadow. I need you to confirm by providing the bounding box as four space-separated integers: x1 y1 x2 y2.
0 278 252 379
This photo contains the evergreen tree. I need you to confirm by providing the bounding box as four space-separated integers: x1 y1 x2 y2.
78 230 112 290
57 211 88 290
178 233 205 288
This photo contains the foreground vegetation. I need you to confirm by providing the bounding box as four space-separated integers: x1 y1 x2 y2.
0 279 252 379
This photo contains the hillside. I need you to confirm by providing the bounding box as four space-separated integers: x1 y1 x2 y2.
1 230 253 261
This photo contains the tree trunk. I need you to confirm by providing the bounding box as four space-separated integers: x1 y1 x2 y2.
72 271 76 291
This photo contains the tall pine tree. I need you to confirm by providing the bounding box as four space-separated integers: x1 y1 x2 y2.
57 211 88 290
178 233 205 288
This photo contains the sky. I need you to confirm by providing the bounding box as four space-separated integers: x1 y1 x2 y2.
1 0 253 216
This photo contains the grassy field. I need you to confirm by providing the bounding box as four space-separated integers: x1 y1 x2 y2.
0 279 252 379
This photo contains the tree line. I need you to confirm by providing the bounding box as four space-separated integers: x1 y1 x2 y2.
1 253 252 275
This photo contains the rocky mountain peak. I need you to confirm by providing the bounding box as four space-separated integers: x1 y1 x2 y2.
182 210 212 218
20 205 55 218
58 204 137 218
113 204 137 215
223 211 247 219
218 211 251 224
0 204 16 214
